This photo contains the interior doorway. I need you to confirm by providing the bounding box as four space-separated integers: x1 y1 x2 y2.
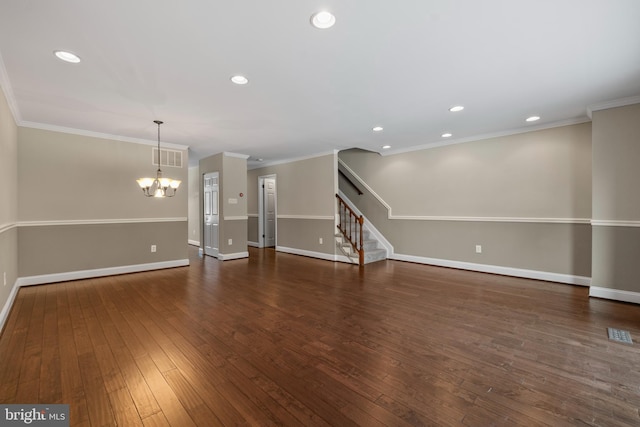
203 172 219 257
258 175 277 248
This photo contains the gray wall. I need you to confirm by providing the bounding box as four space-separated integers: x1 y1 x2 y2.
339 123 592 278
247 153 338 256
18 222 187 276
592 103 640 294
17 126 189 278
0 84 18 328
199 153 248 258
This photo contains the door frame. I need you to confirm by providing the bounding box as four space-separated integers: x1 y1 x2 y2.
258 174 277 248
203 171 220 257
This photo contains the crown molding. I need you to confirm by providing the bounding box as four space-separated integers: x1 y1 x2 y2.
587 95 640 119
19 121 190 150
378 117 591 157
0 51 22 124
223 152 250 159
248 150 337 170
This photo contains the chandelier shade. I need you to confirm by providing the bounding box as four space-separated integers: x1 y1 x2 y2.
137 120 181 198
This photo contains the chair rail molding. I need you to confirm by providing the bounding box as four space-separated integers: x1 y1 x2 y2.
338 159 590 224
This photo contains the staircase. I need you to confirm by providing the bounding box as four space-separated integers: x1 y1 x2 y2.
335 222 387 264
335 194 387 265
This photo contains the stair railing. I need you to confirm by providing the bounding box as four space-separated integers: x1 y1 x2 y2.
336 194 364 266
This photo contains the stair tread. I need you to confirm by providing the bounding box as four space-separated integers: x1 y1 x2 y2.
336 213 387 264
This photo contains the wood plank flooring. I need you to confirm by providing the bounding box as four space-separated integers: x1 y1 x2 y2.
1 246 640 426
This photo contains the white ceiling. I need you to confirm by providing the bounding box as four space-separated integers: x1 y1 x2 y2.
1 1 639 167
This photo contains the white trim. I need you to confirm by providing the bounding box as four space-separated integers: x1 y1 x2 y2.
338 190 394 255
591 220 640 227
276 246 341 262
389 253 591 287
335 254 356 264
0 52 21 123
223 216 248 221
391 216 591 224
277 215 334 220
223 152 250 159
188 239 200 246
19 121 190 150
258 174 278 249
249 150 337 170
217 251 249 261
16 259 190 287
0 279 20 334
0 222 17 234
18 218 187 227
338 159 589 224
589 286 640 305
247 213 259 218
339 159 392 214
248 241 260 248
587 96 640 118
377 117 591 156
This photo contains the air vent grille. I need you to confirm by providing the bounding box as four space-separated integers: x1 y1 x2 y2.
152 148 183 168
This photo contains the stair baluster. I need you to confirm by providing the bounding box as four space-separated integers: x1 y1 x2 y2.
336 194 364 266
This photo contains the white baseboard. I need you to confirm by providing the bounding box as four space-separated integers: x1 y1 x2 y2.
247 241 259 248
589 286 640 304
276 246 344 262
0 280 20 334
390 253 591 286
334 254 357 264
188 239 200 246
16 259 190 287
217 251 249 261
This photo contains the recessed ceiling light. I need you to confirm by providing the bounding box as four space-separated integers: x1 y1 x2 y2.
441 133 452 138
54 50 81 63
372 126 384 132
311 11 336 29
449 106 464 112
382 145 391 150
526 115 541 122
231 75 249 85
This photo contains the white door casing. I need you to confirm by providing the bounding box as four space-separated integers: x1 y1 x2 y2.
258 175 277 248
203 172 219 257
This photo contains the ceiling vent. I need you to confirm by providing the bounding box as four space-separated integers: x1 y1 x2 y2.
152 148 183 168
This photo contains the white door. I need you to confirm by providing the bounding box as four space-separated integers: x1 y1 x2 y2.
203 172 219 257
263 178 276 247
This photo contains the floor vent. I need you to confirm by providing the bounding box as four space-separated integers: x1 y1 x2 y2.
607 328 633 344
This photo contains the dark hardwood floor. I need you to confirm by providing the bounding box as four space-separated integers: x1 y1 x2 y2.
1 246 639 426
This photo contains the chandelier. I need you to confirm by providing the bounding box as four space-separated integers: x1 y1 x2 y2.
137 120 181 197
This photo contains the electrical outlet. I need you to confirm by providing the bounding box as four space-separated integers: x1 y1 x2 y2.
228 238 233 245
3 272 6 286
151 245 157 253
475 245 482 254
319 237 323 244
